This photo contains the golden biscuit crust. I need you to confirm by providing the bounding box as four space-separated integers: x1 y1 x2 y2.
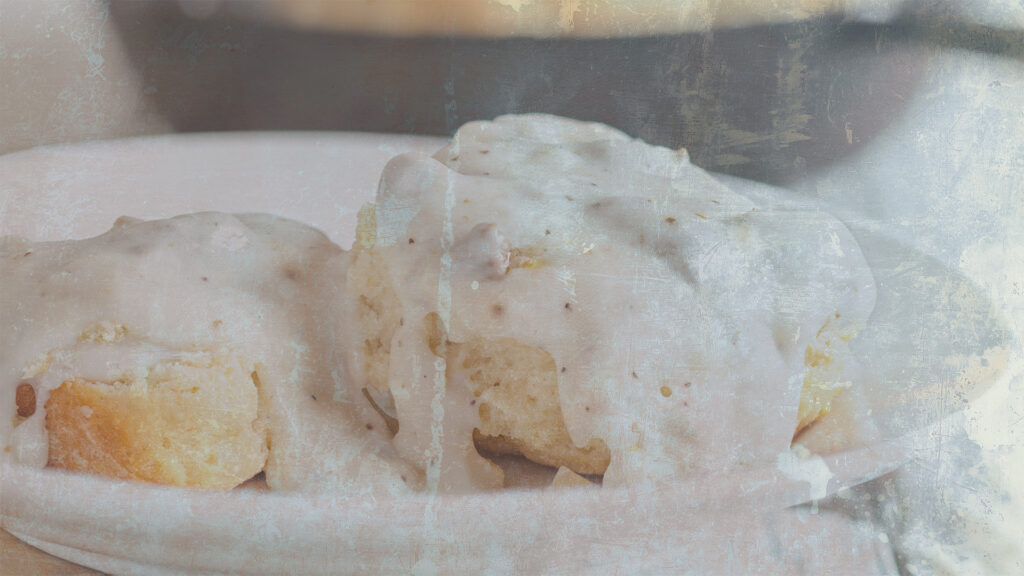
45 351 267 489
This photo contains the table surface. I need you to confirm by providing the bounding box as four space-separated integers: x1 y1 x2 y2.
1 530 101 575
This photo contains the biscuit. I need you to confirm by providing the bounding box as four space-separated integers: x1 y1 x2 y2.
44 349 267 489
364 114 877 488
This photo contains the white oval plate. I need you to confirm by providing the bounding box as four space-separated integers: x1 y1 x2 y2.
0 133 1008 575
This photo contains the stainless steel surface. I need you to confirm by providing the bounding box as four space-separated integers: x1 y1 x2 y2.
106 1 943 185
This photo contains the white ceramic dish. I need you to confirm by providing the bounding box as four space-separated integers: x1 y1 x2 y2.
0 133 1008 574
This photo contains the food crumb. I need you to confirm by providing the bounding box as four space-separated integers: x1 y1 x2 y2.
660 386 672 397
16 382 36 418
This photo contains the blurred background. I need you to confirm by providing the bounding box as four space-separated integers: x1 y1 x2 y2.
1 0 1018 185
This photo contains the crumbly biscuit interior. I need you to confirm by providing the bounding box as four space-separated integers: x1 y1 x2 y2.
44 349 267 489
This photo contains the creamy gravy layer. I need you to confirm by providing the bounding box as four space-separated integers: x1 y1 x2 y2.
1 212 419 494
374 114 877 490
